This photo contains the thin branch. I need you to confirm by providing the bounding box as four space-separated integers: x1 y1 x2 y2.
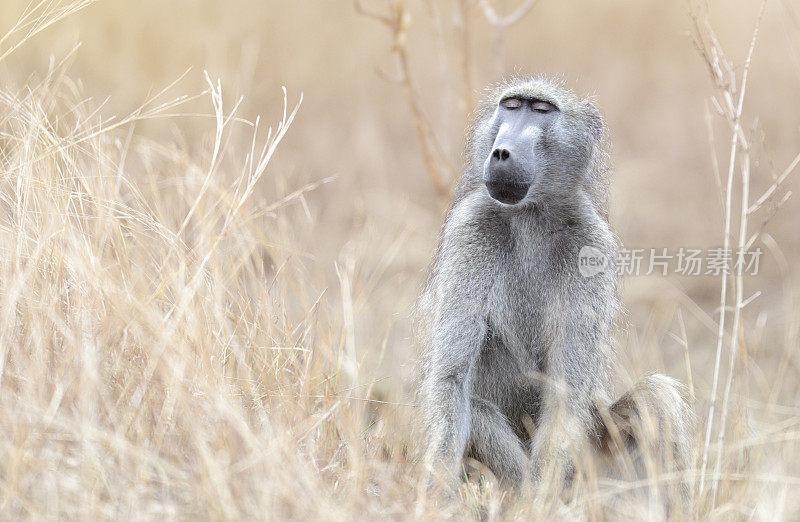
454 0 474 125
749 150 800 212
478 0 539 27
705 0 766 507
355 0 457 200
478 0 540 77
692 0 766 501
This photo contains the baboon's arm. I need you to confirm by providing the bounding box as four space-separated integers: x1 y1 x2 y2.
419 215 501 479
420 282 488 479
530 289 612 482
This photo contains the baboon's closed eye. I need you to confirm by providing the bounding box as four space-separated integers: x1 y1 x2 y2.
499 96 558 114
531 100 556 113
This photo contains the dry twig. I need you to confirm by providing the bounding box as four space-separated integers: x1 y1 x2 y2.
689 1 800 510
477 0 540 76
355 0 457 200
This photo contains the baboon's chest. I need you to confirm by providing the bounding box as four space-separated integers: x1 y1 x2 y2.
487 229 577 362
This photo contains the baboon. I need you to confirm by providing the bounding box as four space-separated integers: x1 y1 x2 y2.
416 76 695 508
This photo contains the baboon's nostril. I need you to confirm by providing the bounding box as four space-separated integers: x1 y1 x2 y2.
492 148 511 161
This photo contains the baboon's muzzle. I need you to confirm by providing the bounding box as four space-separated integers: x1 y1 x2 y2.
485 147 531 205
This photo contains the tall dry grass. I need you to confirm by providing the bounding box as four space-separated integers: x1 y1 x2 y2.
0 0 799 519
0 3 377 519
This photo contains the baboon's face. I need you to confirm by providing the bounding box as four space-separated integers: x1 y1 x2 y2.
477 81 601 207
482 95 560 205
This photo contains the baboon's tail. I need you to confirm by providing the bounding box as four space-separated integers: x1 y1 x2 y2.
593 374 696 516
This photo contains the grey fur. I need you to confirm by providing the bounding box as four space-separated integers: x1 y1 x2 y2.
596 374 697 516
416 76 695 508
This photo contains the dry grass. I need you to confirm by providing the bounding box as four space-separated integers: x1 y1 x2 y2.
0 0 799 519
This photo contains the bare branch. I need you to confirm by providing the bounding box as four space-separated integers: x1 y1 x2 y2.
478 0 539 28
749 150 800 212
454 0 474 125
355 0 457 200
354 0 393 26
477 0 540 78
695 0 767 508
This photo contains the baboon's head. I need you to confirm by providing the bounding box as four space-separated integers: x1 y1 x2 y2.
469 77 606 208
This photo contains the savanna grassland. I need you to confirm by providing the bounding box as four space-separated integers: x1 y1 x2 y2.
0 0 798 519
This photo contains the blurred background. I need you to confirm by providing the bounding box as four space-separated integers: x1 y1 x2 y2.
0 0 798 516
2 0 797 413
